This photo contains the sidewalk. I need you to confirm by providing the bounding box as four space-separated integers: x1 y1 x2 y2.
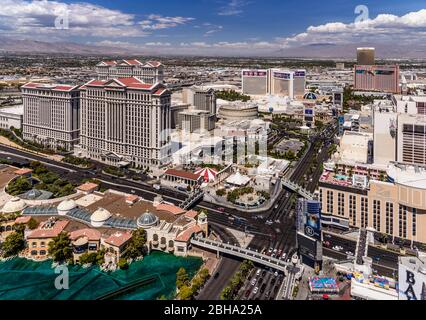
0 137 63 162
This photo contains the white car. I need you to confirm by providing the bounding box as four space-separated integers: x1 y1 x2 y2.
256 269 261 276
346 251 354 256
281 253 286 260
332 246 342 251
273 248 278 254
253 287 259 294
251 278 257 286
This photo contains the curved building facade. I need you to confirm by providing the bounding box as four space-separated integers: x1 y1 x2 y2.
218 104 258 121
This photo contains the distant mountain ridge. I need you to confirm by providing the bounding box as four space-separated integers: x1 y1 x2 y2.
0 38 424 59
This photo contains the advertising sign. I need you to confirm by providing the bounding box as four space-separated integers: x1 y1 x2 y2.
243 70 267 77
274 72 291 80
398 263 426 300
294 70 306 77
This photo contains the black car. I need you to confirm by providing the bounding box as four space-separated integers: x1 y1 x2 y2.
271 278 276 286
262 270 267 278
214 272 220 279
260 283 267 293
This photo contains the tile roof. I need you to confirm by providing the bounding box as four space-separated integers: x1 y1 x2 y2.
69 228 101 241
156 203 186 216
77 182 99 192
164 169 201 181
175 225 202 242
104 232 132 247
14 168 33 175
27 220 69 239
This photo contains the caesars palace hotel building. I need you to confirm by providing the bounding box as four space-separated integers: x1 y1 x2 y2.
74 77 172 168
21 83 80 151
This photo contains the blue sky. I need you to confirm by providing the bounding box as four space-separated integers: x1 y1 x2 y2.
1 0 426 55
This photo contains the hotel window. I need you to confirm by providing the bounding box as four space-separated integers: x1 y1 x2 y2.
338 193 345 216
399 205 407 238
373 200 381 232
361 197 368 228
349 195 356 226
327 190 334 214
412 208 417 237
386 202 394 235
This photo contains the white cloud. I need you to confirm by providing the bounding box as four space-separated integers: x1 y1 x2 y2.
281 9 426 47
139 14 194 30
0 0 193 39
218 0 250 16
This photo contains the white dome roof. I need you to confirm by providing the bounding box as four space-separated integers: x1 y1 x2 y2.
2 197 26 214
90 208 111 223
57 199 77 212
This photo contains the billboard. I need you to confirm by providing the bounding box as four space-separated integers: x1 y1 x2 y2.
294 70 306 77
398 263 426 300
242 70 267 77
274 72 291 80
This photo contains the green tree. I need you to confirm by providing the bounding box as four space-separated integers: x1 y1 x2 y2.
176 267 189 289
220 286 233 300
118 257 128 270
48 232 73 263
27 217 39 230
179 285 194 300
6 176 32 196
123 228 147 259
1 231 25 257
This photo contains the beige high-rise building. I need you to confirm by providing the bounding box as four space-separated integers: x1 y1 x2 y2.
319 162 426 244
75 77 171 168
357 47 375 65
21 83 80 151
95 59 164 84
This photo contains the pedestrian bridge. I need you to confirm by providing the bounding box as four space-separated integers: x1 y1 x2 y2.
190 237 289 272
180 190 204 210
282 179 315 200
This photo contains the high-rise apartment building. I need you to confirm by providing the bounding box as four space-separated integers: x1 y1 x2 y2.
75 77 171 168
242 68 306 98
95 59 164 84
357 47 375 65
21 83 80 151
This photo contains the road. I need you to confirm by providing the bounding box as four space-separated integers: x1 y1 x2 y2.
0 122 336 299
322 230 400 278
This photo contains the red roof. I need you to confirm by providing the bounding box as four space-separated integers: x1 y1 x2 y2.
104 232 132 247
156 203 186 216
77 182 98 192
147 61 162 67
164 169 201 181
14 216 32 224
176 225 203 242
27 220 69 239
184 210 199 219
153 88 167 95
116 77 152 89
123 59 142 66
22 82 77 92
70 228 101 242
103 60 118 66
14 168 33 175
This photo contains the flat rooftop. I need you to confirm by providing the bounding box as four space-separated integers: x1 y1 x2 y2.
0 105 23 115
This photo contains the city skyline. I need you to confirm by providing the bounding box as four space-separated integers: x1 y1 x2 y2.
1 0 426 57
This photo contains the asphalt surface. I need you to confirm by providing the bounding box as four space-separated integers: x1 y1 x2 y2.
0 123 337 299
